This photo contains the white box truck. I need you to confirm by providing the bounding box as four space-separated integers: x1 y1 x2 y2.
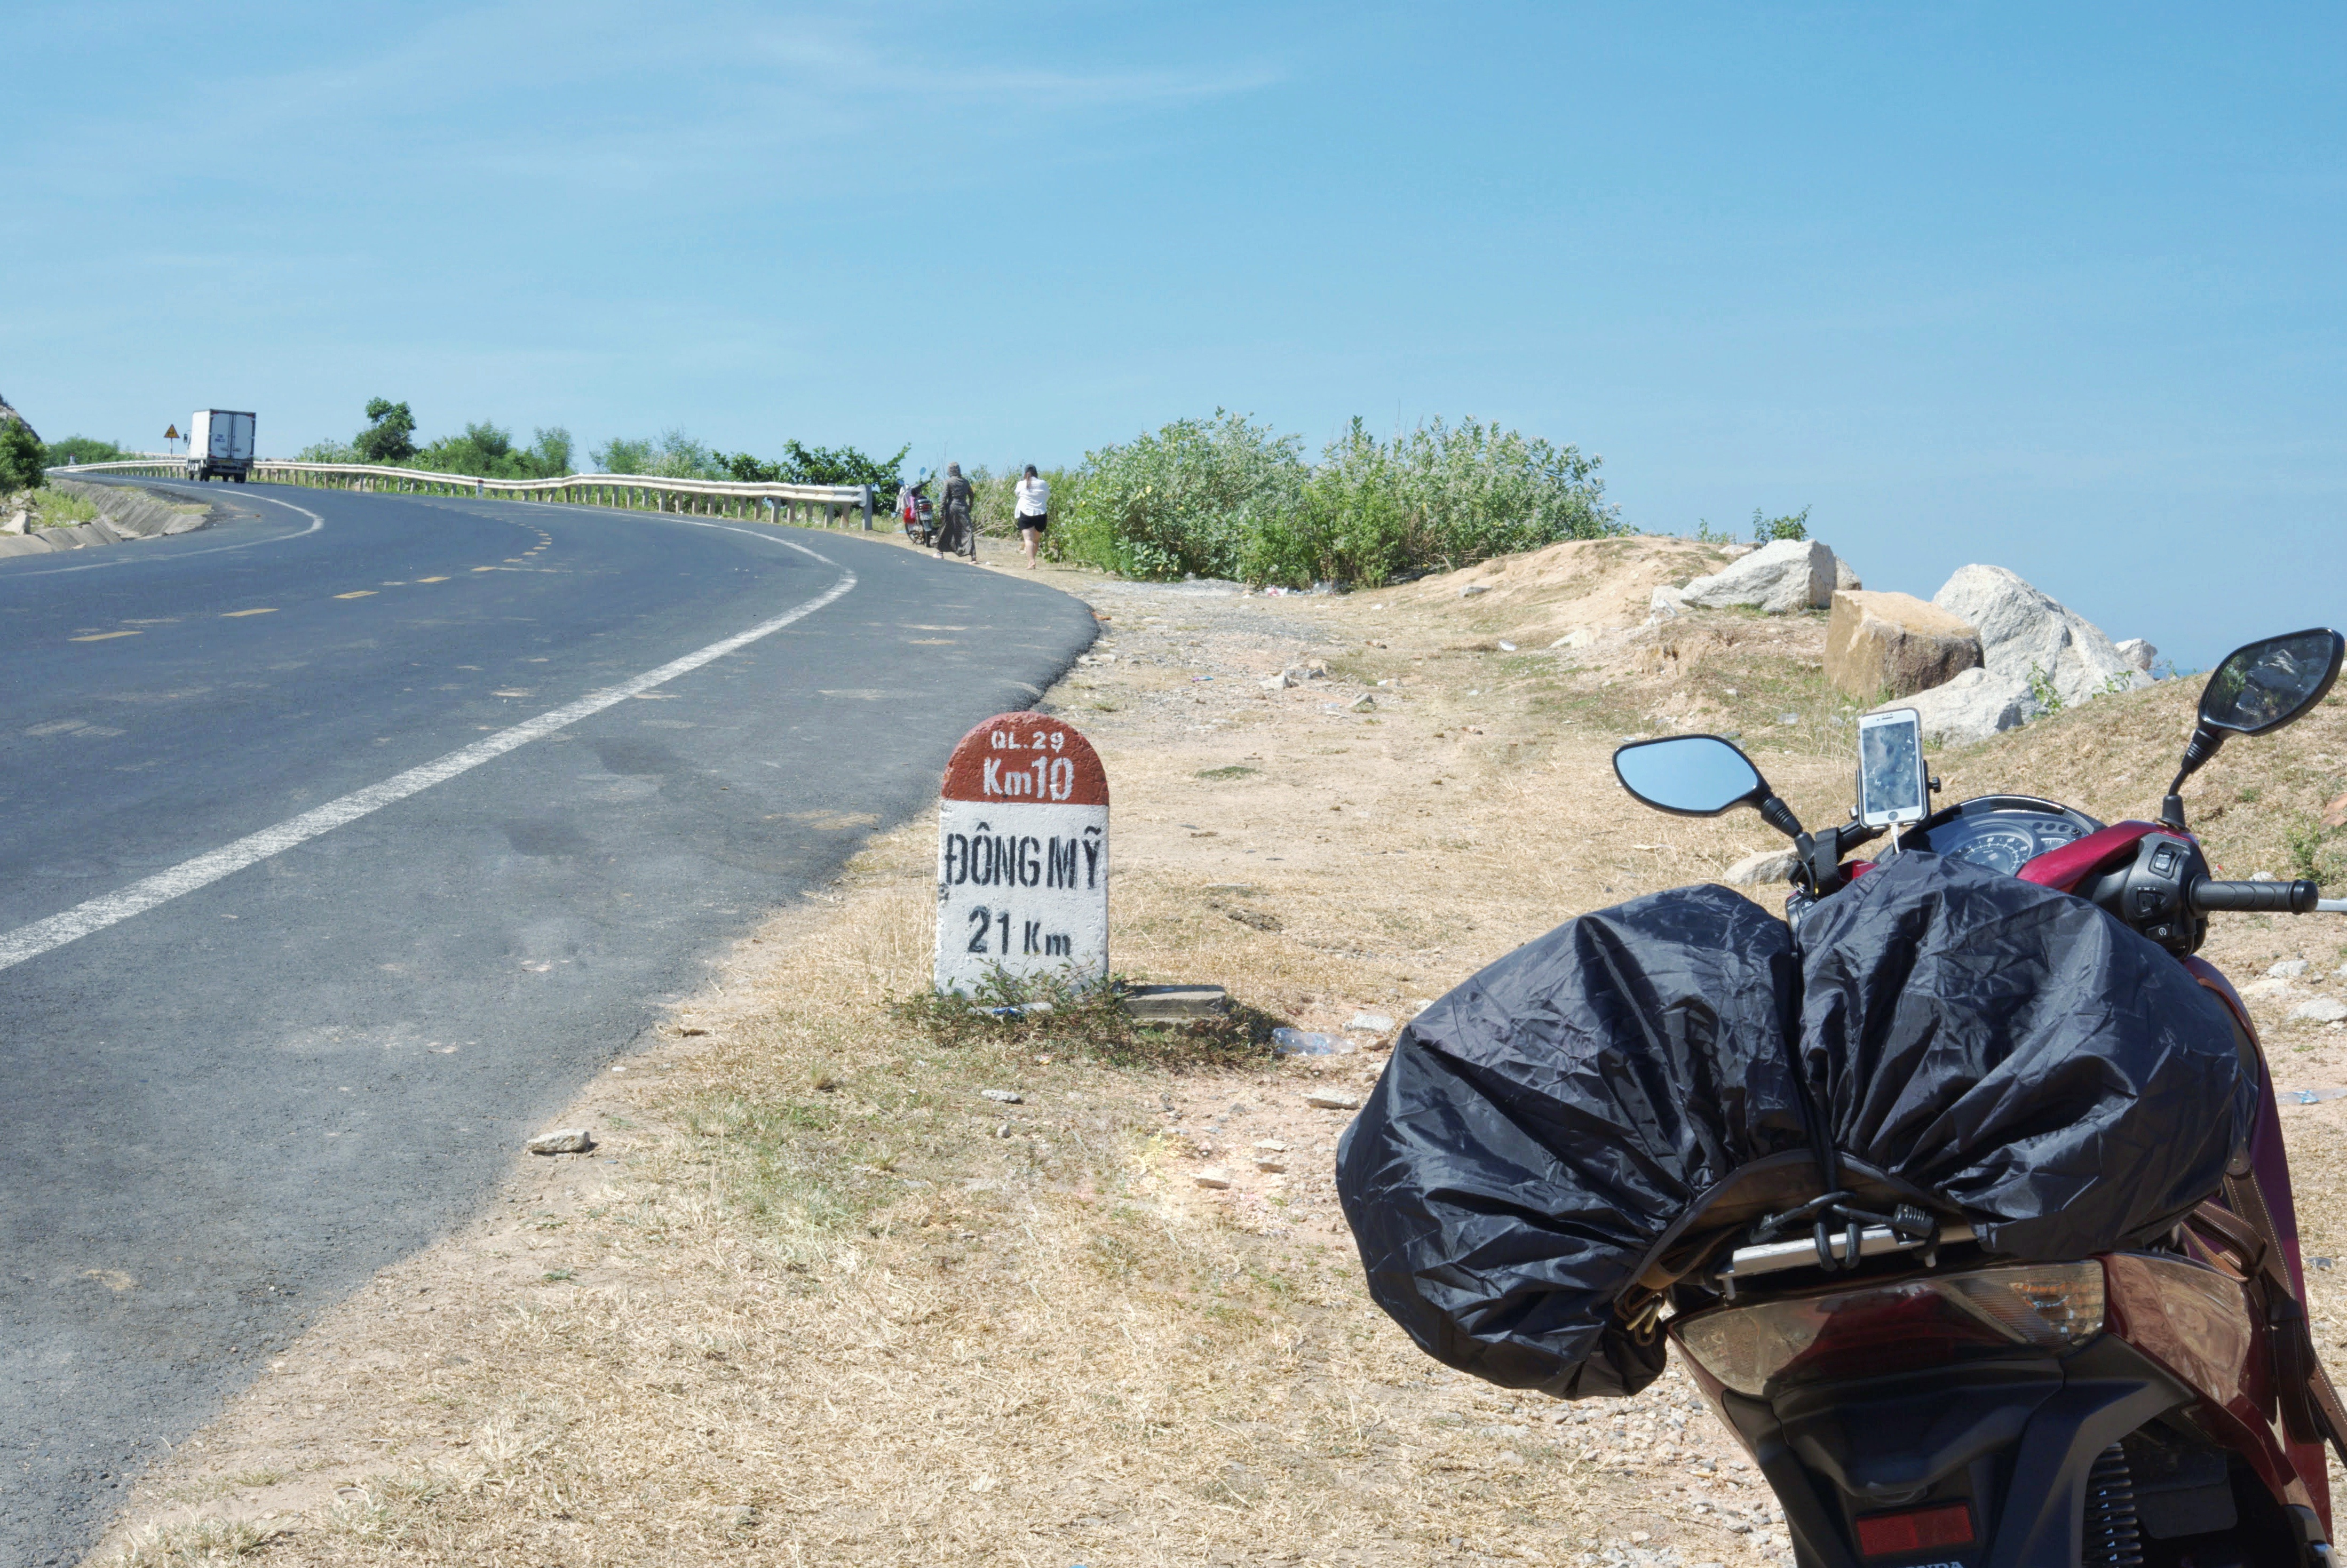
185 410 256 482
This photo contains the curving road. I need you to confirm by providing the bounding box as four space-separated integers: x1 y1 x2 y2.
0 480 1095 1566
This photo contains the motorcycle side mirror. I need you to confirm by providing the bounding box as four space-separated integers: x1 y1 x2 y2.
2162 628 2344 830
1613 736 1806 841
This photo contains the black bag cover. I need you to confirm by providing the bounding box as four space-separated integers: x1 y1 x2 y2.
1796 853 2254 1261
1337 853 2253 1399
1335 882 1811 1397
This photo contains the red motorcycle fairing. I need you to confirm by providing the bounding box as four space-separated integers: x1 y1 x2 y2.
2185 958 2332 1528
2017 821 2166 894
2007 816 2331 1523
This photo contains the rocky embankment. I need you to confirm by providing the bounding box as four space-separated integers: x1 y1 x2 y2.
1647 536 2154 743
0 477 211 557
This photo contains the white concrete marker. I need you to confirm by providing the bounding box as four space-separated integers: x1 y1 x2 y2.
0 556 855 973
934 713 1109 996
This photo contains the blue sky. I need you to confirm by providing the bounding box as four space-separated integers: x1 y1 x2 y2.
6 2 2342 667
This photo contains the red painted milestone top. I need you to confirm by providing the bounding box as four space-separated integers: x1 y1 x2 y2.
940 713 1109 807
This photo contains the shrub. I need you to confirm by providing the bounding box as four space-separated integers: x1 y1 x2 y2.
1751 505 1810 544
592 429 719 479
414 422 572 479
1059 411 1306 580
1062 412 1622 587
1258 416 1621 587
0 420 44 493
43 436 132 467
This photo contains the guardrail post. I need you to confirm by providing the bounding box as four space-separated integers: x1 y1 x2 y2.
862 485 874 530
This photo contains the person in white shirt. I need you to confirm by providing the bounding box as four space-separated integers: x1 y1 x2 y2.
1013 465 1049 570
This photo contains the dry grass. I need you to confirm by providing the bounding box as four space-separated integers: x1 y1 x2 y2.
94 542 2347 1564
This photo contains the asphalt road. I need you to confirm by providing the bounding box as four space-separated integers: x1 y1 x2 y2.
0 480 1095 1566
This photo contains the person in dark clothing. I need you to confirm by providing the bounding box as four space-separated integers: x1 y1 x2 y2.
936 463 977 561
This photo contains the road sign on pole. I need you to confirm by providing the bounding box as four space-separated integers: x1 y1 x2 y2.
934 712 1109 996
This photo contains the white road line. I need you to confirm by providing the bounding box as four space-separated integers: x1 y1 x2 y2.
0 559 857 973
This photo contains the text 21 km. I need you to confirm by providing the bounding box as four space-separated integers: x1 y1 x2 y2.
964 906 1073 958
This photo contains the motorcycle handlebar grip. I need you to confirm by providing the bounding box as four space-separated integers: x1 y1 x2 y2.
2189 878 2322 914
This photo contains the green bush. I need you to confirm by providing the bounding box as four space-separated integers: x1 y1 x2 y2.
414 422 571 479
0 420 44 493
1751 505 1810 544
1057 411 1622 586
592 429 720 479
43 436 132 467
1261 416 1620 587
1059 411 1306 580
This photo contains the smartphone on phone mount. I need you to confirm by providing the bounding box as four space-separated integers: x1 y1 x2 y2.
1857 709 1930 848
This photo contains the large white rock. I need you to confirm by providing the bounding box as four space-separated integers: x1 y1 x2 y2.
1835 556 1862 591
2115 638 2157 672
1931 566 2150 708
1881 666 2040 745
1723 847 1800 886
1678 538 1836 614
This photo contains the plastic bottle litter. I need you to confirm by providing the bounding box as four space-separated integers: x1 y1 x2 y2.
1272 1028 1350 1056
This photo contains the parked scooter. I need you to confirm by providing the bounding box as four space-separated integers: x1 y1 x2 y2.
899 474 935 547
1596 628 2347 1568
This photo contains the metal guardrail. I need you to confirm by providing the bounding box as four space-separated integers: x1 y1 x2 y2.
45 459 878 530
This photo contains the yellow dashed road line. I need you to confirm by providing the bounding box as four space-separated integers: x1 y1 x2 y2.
80 552 520 646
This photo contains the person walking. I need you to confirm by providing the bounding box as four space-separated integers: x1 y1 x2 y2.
937 463 976 562
1013 464 1050 570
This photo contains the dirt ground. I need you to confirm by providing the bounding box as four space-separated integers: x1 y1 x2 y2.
93 534 2347 1566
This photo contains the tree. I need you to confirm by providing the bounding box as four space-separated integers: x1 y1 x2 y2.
592 436 654 474
528 426 573 477
355 399 417 464
710 440 909 491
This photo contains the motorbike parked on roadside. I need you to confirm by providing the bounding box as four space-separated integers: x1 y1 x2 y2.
899 474 936 547
1342 628 2347 1568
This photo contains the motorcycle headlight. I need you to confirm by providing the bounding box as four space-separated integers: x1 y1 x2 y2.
1674 1262 2106 1397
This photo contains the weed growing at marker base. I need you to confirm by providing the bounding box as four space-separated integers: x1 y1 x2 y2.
888 974 1273 1071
